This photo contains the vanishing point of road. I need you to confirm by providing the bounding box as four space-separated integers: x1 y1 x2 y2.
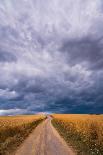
15 117 75 155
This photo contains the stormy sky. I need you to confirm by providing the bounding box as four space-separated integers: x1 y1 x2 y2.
0 0 103 115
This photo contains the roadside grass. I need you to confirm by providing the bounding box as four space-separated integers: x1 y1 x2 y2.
52 114 103 155
0 115 45 155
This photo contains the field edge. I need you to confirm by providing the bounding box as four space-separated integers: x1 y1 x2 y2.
0 117 46 155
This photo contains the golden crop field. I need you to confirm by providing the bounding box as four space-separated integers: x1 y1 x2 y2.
52 114 103 155
0 115 45 155
0 115 44 129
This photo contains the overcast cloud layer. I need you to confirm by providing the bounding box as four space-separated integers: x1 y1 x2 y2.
0 0 103 115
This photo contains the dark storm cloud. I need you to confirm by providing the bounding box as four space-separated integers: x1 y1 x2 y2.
0 50 17 62
0 26 19 40
60 37 103 70
0 0 103 115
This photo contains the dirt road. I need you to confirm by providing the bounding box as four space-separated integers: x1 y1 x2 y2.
15 117 75 155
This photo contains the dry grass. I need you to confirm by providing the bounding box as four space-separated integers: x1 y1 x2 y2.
52 114 103 155
0 115 45 155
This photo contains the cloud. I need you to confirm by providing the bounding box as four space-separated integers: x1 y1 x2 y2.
0 50 17 62
0 0 103 114
0 89 18 100
60 37 103 70
0 108 28 116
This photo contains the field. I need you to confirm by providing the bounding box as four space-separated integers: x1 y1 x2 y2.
52 114 103 155
0 115 45 155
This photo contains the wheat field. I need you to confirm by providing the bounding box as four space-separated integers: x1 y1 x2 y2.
52 114 103 155
0 115 45 155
